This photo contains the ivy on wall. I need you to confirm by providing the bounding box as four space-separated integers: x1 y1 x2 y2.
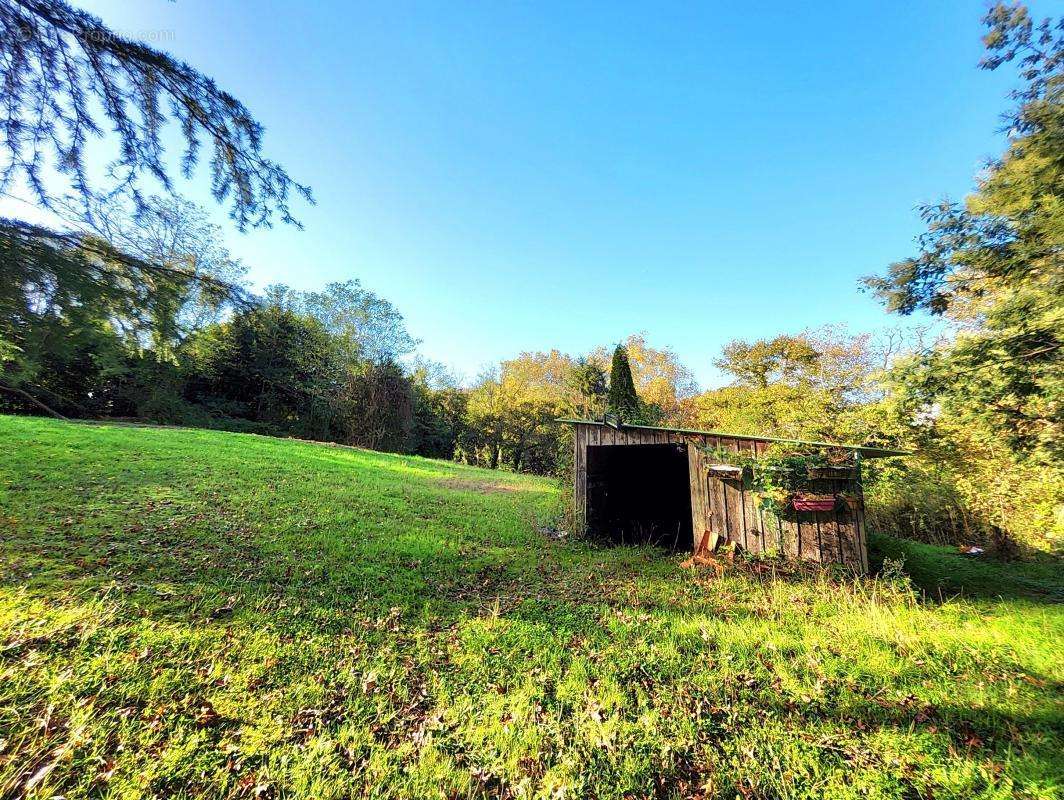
700 443 858 514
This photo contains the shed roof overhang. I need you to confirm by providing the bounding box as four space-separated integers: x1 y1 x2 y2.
556 418 909 459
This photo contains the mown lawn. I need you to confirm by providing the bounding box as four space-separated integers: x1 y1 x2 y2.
1 416 1061 799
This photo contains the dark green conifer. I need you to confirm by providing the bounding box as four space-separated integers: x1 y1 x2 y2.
606 345 640 423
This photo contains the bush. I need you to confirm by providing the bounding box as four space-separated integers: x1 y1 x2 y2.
864 449 1063 555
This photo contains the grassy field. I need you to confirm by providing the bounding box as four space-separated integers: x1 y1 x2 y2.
1 416 1061 800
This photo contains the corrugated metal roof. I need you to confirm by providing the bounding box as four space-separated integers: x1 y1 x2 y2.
555 418 909 458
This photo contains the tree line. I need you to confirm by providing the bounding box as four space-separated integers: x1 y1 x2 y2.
0 216 687 471
1 2 1060 553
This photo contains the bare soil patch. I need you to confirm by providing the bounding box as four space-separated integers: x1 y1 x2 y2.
436 476 524 494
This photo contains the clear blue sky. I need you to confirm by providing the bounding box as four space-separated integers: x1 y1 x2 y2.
7 1 1023 386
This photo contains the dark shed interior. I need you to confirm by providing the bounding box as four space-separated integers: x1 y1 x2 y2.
585 443 693 550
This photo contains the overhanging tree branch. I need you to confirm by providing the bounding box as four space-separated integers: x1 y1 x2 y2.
0 0 312 229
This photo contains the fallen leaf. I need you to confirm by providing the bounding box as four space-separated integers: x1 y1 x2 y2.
195 701 220 727
362 671 378 693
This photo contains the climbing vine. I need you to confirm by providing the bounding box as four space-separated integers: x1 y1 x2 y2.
700 443 857 514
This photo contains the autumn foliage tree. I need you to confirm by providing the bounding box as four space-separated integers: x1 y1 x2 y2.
865 3 1063 550
461 351 576 472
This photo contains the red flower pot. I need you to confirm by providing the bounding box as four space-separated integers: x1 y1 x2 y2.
792 495 837 512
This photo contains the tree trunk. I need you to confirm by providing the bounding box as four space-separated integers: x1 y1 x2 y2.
0 383 70 420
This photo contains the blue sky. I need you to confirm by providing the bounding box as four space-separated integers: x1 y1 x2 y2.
4 1 1021 386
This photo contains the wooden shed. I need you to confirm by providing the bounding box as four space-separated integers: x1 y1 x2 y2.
560 419 906 572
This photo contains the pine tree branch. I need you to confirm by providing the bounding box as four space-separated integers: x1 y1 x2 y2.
0 0 312 228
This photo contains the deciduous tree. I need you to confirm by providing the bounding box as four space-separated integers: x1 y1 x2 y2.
864 3 1063 549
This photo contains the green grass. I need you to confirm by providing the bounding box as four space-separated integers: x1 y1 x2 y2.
1 416 1061 800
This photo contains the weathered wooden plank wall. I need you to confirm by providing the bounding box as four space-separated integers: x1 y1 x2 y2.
570 422 868 571
686 442 708 547
573 423 587 534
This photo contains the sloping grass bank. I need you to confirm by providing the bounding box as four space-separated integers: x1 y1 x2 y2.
1 416 1061 799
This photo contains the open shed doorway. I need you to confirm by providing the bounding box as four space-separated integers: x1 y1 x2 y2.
586 443 693 550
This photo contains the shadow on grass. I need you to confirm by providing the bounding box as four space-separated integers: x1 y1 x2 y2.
868 533 1064 604
817 696 1064 788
